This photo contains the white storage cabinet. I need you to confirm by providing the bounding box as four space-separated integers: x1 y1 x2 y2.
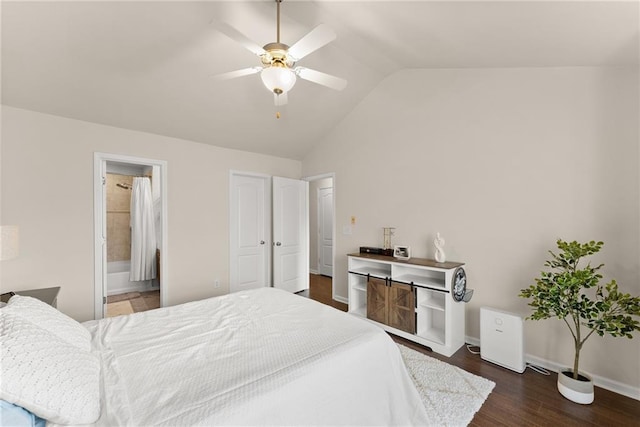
348 253 466 357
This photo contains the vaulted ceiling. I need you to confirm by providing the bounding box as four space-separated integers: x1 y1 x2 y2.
2 1 638 160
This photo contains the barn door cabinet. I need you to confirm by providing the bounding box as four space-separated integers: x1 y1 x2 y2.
366 277 415 334
348 253 466 357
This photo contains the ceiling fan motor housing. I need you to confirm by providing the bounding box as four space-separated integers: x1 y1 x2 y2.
261 42 295 68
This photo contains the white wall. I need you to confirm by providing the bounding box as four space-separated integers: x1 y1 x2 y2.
302 67 639 391
0 106 301 321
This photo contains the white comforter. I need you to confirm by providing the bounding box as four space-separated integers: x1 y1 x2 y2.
83 288 429 426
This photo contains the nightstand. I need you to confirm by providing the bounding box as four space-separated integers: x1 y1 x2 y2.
1 286 61 308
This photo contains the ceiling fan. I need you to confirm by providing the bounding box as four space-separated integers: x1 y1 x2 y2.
212 0 347 114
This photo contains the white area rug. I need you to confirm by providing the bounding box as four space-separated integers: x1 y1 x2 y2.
399 344 495 426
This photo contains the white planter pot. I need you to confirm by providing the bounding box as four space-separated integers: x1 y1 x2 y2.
557 369 594 404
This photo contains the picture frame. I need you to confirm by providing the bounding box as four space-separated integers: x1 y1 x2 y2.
393 245 411 260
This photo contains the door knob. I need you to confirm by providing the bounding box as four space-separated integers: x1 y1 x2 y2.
275 242 282 246
260 240 265 245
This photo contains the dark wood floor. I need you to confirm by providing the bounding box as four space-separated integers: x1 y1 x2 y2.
304 274 640 426
302 273 348 311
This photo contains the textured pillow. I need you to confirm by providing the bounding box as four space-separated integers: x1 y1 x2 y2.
0 311 101 425
6 295 91 351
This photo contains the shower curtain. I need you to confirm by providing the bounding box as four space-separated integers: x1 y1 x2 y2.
130 177 157 281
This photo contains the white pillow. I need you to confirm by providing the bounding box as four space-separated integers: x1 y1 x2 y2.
0 310 101 425
6 296 91 352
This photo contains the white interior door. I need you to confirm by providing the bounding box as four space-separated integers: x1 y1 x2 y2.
273 176 308 293
318 186 333 277
230 174 269 293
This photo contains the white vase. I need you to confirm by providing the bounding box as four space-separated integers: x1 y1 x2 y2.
434 233 446 263
557 369 594 404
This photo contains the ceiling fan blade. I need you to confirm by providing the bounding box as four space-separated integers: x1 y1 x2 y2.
288 24 336 61
214 21 266 57
211 67 262 81
295 67 347 91
274 91 288 106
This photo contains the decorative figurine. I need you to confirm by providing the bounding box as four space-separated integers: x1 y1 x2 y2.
434 232 446 263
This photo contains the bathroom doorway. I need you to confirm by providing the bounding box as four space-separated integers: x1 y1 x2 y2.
94 153 168 320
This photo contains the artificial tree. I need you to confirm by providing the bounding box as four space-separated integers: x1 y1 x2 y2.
520 239 640 381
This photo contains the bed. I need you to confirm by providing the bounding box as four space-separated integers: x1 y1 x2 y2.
1 287 429 426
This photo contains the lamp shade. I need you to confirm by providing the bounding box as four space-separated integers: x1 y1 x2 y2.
261 65 296 94
0 225 19 261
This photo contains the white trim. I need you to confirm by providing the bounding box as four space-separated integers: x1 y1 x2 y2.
304 173 334 182
93 156 106 319
106 282 156 296
94 152 168 320
465 335 640 401
229 170 272 180
309 268 320 275
316 186 321 274
303 173 336 300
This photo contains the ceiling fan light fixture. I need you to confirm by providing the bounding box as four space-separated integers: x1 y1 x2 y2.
261 63 296 94
213 0 345 111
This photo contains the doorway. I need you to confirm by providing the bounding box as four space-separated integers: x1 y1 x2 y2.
305 174 336 301
94 153 168 320
317 186 333 277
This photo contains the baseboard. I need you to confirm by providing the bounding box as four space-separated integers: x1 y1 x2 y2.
309 269 320 275
107 282 153 296
524 354 640 401
465 335 640 401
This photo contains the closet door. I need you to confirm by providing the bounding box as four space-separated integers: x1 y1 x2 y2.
272 177 308 293
230 174 269 293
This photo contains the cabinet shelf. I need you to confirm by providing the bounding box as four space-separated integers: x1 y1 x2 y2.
349 266 390 278
419 300 445 311
417 288 446 311
393 273 445 290
352 282 367 292
418 328 445 345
